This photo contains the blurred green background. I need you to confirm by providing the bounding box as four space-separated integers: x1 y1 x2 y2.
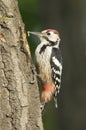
18 0 86 130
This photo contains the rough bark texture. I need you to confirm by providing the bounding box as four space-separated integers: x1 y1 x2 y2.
0 0 43 130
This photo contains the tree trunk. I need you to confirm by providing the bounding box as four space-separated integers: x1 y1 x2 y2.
0 0 43 130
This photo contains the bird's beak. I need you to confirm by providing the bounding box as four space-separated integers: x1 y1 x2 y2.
28 31 42 37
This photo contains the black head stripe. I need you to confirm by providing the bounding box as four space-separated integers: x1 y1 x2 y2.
43 36 57 46
39 45 47 54
39 37 58 54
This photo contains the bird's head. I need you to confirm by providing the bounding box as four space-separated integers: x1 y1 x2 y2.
28 29 60 47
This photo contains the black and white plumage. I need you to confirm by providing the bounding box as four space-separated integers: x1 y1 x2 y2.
28 29 62 108
51 48 62 91
50 47 62 107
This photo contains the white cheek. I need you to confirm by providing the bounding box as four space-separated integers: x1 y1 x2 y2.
49 34 59 42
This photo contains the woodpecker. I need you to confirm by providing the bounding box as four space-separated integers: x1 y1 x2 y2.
28 29 62 109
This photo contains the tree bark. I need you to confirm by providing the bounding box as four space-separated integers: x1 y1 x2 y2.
0 0 43 130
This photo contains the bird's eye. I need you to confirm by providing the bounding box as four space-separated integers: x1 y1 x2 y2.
47 32 51 35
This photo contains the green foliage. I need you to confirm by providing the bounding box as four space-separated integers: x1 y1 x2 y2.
18 0 40 59
18 0 39 29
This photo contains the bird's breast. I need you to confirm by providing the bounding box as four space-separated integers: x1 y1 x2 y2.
35 44 52 83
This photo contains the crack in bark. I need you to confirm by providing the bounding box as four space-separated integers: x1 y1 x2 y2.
0 0 43 130
0 46 13 129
